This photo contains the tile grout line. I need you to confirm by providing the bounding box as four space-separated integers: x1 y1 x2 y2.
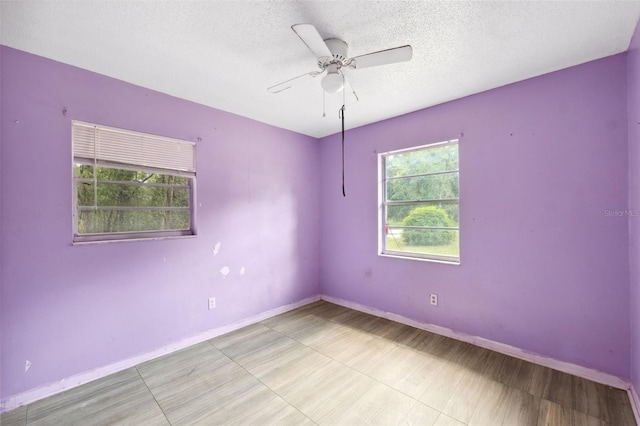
205 338 318 425
249 317 390 422
269 308 557 426
323 311 608 425
279 313 452 409
277 317 452 415
397 399 422 425
134 366 172 426
287 307 597 425
260 313 436 423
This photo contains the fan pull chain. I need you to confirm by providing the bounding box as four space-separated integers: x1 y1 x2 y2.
322 90 326 118
342 72 346 105
93 126 98 210
340 104 346 197
341 72 346 197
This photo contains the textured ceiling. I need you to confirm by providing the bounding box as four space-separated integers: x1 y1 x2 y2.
2 1 640 138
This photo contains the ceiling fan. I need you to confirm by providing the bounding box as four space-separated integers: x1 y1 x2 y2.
268 24 413 101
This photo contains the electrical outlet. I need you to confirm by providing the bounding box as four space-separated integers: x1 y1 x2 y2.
430 294 438 306
208 297 216 310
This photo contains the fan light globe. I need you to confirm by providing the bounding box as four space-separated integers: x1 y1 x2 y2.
321 72 344 93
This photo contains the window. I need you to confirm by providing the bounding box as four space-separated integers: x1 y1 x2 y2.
72 121 196 243
379 140 459 263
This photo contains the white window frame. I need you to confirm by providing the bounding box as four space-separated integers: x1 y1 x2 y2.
71 121 197 243
378 139 460 264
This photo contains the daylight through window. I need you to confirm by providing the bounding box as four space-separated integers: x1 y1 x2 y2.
72 121 196 243
379 140 459 263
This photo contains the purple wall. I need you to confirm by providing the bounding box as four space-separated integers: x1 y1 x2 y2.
319 54 630 378
629 19 640 394
0 42 4 402
0 46 320 401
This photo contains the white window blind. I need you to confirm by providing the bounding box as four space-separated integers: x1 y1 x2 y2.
72 121 196 175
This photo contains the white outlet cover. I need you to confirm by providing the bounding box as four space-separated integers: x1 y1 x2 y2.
208 297 216 310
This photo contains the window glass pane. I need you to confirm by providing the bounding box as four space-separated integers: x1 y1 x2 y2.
77 181 96 206
75 164 94 178
97 167 149 182
387 203 459 227
92 167 188 185
74 164 192 236
386 229 459 258
385 143 458 178
77 210 190 234
386 172 458 202
380 140 459 262
76 182 190 208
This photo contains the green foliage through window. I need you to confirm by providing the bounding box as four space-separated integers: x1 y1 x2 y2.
75 164 192 236
402 207 455 246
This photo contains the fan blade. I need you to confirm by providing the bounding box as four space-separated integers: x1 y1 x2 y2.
351 45 412 69
268 71 322 93
341 73 359 106
292 24 332 60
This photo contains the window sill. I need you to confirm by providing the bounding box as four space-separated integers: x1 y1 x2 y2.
73 234 196 245
378 252 460 265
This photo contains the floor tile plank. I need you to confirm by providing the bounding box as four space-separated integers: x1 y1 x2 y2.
542 369 575 409
537 399 606 426
572 376 612 422
468 379 510 426
0 405 27 426
254 346 333 391
186 384 313 426
260 311 328 336
275 359 374 423
209 323 288 360
364 344 443 399
319 381 416 425
442 371 492 424
399 402 441 426
508 360 552 398
500 387 540 426
434 412 468 426
537 399 572 426
137 343 249 416
26 368 168 426
607 390 637 426
418 359 469 412
157 373 263 425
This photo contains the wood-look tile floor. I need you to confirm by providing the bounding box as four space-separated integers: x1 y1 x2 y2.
2 301 636 425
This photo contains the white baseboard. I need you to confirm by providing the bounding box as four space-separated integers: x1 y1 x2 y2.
629 385 640 425
321 294 631 390
0 295 320 413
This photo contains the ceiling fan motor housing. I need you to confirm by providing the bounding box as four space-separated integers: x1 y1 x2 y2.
322 38 349 66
